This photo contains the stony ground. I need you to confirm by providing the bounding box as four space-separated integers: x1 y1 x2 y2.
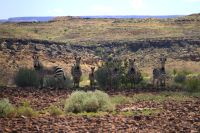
0 87 200 133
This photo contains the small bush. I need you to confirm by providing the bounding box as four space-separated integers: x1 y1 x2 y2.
15 68 40 87
174 73 186 83
185 78 200 92
48 105 63 116
95 67 110 88
0 99 15 117
17 100 37 117
64 90 115 113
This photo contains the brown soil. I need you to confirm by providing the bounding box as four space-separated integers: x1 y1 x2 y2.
0 87 199 132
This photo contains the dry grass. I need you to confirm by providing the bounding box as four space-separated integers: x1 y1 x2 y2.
0 17 199 44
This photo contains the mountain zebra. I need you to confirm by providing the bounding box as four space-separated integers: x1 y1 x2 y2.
32 55 66 88
89 67 95 90
127 59 142 88
153 56 167 88
71 56 82 88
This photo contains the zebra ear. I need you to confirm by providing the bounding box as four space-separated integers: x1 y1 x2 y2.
133 59 136 62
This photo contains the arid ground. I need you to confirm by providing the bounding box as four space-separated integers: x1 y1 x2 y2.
0 87 200 132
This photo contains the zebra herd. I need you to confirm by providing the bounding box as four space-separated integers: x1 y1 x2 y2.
32 54 167 89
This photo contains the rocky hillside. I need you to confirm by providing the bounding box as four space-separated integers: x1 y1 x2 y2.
0 37 200 85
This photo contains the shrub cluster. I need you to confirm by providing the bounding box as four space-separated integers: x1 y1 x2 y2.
15 68 40 87
64 90 115 113
95 58 143 89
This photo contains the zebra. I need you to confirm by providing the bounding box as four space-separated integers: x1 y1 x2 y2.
89 67 95 90
153 56 167 88
127 58 142 88
71 56 82 88
32 55 66 88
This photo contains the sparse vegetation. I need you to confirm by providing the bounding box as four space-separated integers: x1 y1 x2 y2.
15 68 40 87
111 95 132 105
64 90 115 113
17 100 38 117
132 92 192 103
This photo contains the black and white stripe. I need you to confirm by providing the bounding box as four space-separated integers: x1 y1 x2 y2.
127 59 142 88
32 55 66 88
153 56 167 87
71 56 82 88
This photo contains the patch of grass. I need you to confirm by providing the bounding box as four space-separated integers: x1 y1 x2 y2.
0 98 16 117
132 92 192 103
113 108 162 116
111 95 132 105
67 111 108 117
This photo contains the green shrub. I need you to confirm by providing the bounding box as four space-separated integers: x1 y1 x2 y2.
95 67 110 88
0 99 15 117
95 58 143 89
174 73 186 83
185 78 200 92
48 105 63 116
64 90 115 113
15 68 40 87
44 76 72 89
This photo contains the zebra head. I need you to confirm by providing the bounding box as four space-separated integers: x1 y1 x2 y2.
128 58 136 73
91 67 95 72
32 55 43 70
75 56 81 66
129 58 136 67
160 56 167 69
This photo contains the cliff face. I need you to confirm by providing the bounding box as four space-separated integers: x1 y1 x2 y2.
0 37 200 85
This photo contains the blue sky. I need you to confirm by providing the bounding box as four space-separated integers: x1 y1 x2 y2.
0 0 200 19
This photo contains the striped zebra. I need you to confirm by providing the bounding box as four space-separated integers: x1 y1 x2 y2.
32 55 66 88
71 56 82 88
153 56 167 88
89 67 95 90
127 59 142 88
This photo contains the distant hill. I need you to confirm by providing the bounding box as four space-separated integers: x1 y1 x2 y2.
0 17 55 23
80 15 183 19
0 19 7 23
0 15 184 23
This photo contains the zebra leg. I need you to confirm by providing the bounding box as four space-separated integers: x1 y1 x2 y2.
153 78 155 87
39 77 44 89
